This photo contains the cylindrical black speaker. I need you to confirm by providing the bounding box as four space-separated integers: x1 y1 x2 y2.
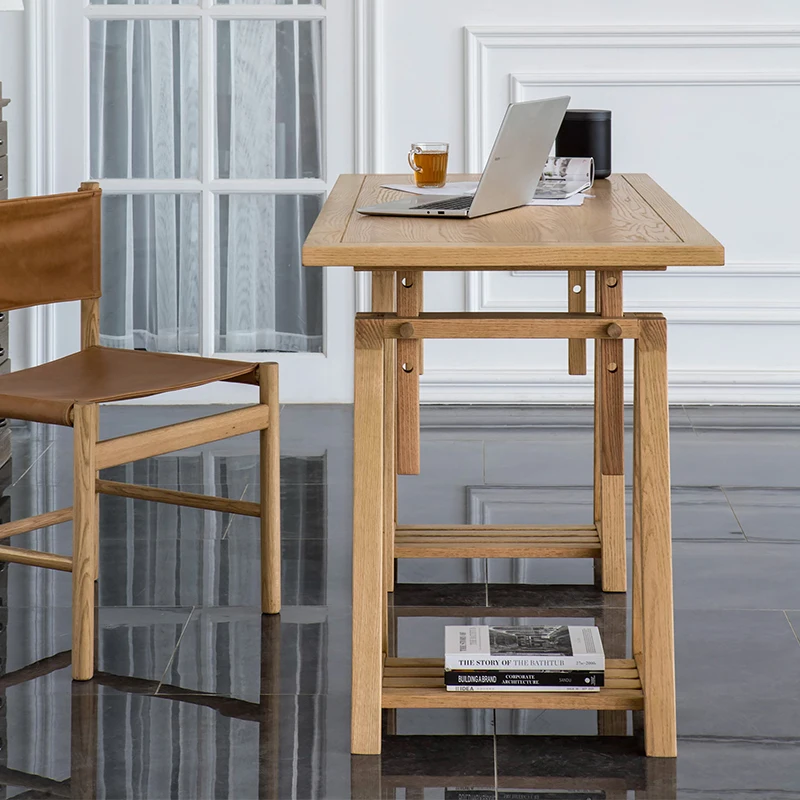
556 109 612 179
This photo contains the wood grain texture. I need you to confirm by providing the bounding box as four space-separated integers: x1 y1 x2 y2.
80 298 100 349
377 313 640 340
96 406 269 470
371 270 395 310
0 545 72 571
568 270 587 375
0 507 73 541
302 173 365 248
395 527 600 559
302 174 724 269
599 474 627 593
396 338 420 475
260 363 281 615
96 480 260 517
633 343 644 663
351 343 384 754
593 338 602 525
381 659 643 710
371 270 397 594
597 271 624 476
637 317 677 757
72 402 98 680
396 271 422 475
623 174 724 253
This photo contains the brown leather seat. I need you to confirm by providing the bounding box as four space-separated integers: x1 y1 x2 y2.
0 346 259 426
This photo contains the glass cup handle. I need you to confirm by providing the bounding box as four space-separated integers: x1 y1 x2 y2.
407 147 423 173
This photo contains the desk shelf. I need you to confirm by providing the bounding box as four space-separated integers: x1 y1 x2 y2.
394 524 601 559
382 657 643 711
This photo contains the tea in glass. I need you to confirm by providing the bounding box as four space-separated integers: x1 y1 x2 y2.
408 142 449 188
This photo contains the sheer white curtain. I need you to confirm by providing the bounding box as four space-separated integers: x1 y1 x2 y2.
90 16 323 354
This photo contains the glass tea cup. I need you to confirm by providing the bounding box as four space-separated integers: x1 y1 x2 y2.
408 142 449 188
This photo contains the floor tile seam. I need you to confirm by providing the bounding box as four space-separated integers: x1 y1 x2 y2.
154 606 196 694
718 486 748 542
783 611 800 650
221 484 249 540
11 442 55 488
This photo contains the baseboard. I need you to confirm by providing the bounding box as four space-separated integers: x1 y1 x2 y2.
420 369 800 405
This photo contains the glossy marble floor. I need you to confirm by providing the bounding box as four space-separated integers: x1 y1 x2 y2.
1 405 800 799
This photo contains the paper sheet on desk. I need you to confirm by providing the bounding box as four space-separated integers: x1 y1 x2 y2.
381 182 586 206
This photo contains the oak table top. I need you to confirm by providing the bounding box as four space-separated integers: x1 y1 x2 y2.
302 173 724 270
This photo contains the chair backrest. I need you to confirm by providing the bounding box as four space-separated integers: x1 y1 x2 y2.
0 183 101 311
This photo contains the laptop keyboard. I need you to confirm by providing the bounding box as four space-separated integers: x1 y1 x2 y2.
413 196 473 211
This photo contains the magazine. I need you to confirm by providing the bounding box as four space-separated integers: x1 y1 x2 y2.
444 625 605 671
535 156 595 200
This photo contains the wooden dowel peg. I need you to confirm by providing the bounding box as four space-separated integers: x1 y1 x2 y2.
606 322 622 338
568 270 587 375
399 322 415 339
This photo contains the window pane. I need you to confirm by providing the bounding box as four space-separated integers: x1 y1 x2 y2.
90 20 199 179
101 194 201 353
216 1 319 4
216 194 323 353
216 20 322 179
90 1 197 5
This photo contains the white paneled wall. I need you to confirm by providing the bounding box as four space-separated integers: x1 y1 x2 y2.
367 0 800 404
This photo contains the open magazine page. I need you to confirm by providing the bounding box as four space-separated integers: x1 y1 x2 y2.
535 156 595 200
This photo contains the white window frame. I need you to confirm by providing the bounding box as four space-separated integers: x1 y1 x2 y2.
83 0 330 362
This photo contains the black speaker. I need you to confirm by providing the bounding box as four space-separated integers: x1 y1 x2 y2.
556 109 612 179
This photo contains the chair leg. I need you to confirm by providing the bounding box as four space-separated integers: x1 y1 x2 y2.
260 364 281 614
73 403 99 681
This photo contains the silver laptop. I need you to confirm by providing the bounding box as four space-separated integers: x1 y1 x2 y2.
357 96 570 219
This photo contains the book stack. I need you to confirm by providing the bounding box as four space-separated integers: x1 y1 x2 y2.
444 625 604 692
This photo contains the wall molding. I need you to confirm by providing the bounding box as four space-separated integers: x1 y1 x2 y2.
353 0 384 312
510 70 800 100
421 368 800 406
466 263 800 324
465 25 800 171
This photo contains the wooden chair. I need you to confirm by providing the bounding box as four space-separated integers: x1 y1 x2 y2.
0 183 281 680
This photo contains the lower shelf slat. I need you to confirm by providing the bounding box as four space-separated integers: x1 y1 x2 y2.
394 525 601 559
381 658 643 710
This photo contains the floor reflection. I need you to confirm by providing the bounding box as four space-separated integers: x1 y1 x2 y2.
353 734 677 799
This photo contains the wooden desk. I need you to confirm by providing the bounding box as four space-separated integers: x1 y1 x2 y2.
303 173 724 758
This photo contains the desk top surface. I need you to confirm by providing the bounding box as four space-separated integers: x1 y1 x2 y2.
302 173 724 271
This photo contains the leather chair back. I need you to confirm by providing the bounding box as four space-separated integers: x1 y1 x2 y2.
0 187 101 311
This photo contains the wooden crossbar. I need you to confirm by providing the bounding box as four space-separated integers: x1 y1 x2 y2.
0 545 73 571
394 526 601 559
367 313 641 340
0 507 73 541
96 480 261 517
96 405 269 470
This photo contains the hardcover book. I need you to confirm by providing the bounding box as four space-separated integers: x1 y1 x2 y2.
444 625 604 671
444 791 606 800
445 670 603 690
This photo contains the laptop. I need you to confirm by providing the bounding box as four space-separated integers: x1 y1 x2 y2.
357 96 571 219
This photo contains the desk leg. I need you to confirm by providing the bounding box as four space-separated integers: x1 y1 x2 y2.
396 271 422 475
632 343 644 663
372 272 398 595
352 321 385 755
568 270 587 375
596 271 626 593
636 317 676 757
